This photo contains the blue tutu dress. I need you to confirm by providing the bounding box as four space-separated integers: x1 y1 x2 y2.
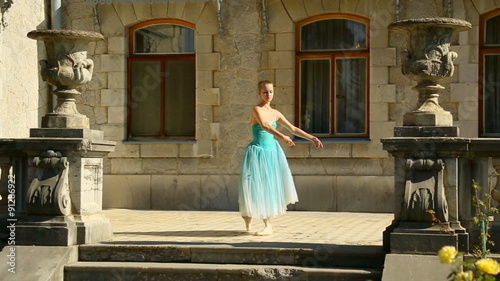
239 121 298 219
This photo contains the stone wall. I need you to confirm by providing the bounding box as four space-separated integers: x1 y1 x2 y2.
56 0 500 213
0 0 48 137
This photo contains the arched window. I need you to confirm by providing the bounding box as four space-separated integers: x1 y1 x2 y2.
296 15 369 137
480 10 500 136
128 19 195 140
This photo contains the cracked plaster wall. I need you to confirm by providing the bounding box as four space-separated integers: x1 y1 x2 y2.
0 0 48 137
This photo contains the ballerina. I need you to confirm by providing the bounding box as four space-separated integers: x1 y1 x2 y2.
238 80 323 236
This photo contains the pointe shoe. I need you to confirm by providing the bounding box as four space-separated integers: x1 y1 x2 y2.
255 226 273 236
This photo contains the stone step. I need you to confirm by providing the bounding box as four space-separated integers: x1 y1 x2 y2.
64 261 382 281
79 244 385 268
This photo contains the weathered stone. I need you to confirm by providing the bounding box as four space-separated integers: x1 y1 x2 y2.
382 254 458 281
196 34 213 53
0 246 78 279
196 53 220 71
107 71 126 89
275 69 294 87
107 106 126 124
199 175 238 210
167 1 187 19
110 158 142 175
197 70 214 89
268 51 293 69
267 0 294 33
101 54 126 72
282 0 308 22
140 143 179 158
197 88 220 105
132 4 153 21
336 176 393 212
294 176 335 211
182 1 206 24
371 84 396 103
321 0 341 13
113 4 138 26
100 124 125 141
103 175 151 209
151 175 201 210
180 140 214 158
107 142 140 158
71 17 96 32
30 128 104 139
303 0 324 16
458 63 478 83
196 1 218 35
101 89 126 107
471 0 498 14
370 103 389 122
371 29 389 48
310 142 352 158
371 66 389 84
393 126 459 137
371 48 397 67
98 4 125 37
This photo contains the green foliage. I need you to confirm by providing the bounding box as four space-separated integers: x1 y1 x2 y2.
471 180 499 258
437 181 500 280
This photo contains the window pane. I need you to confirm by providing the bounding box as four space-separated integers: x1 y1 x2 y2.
135 24 195 54
484 54 500 134
300 59 331 133
485 15 500 46
335 58 366 134
164 60 196 137
130 60 162 137
301 19 366 51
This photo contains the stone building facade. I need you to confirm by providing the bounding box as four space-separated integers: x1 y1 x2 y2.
2 0 500 214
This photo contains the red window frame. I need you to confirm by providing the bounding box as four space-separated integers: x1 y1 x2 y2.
295 14 370 138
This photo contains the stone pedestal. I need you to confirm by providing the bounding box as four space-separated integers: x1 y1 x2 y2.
4 129 116 246
382 131 469 254
41 114 89 130
403 111 453 127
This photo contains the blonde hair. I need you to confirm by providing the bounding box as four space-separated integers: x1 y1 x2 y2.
257 80 273 92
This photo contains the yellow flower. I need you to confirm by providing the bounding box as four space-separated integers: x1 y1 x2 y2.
475 258 500 275
438 246 458 264
455 270 473 281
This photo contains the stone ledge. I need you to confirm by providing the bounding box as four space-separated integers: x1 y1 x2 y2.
394 126 459 137
30 128 104 139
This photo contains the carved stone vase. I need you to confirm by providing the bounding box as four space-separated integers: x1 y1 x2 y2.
27 29 104 129
389 18 471 126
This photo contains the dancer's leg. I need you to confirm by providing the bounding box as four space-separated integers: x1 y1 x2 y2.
255 218 273 236
242 216 252 231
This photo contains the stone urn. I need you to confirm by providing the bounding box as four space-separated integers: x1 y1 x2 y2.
389 18 471 126
27 29 104 129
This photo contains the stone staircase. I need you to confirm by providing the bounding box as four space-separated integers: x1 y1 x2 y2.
64 243 385 280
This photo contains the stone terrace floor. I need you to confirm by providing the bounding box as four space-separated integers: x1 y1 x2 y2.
101 209 394 247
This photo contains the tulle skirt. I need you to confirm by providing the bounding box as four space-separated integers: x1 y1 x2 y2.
239 140 298 219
